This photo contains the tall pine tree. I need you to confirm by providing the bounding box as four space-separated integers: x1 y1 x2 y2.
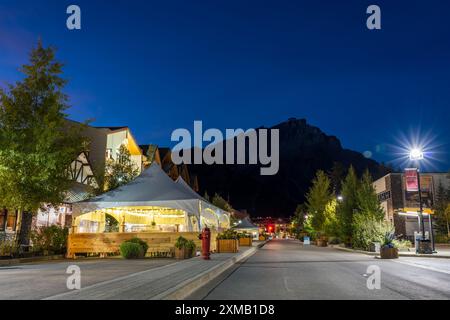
357 170 384 220
305 170 333 234
337 166 359 243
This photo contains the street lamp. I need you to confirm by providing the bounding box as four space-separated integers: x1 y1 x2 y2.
409 148 424 161
409 147 433 253
337 195 343 202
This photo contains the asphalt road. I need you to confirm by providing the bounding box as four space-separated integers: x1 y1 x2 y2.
0 258 173 300
188 239 450 300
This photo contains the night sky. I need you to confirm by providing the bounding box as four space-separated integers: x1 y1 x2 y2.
0 0 449 171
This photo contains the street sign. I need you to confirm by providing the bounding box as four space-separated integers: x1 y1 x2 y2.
303 236 310 245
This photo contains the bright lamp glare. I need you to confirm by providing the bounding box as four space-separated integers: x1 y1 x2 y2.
409 148 424 160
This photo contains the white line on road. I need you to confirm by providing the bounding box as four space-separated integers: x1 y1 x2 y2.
393 260 450 275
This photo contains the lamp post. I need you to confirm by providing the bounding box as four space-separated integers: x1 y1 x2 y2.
409 149 425 240
409 148 434 253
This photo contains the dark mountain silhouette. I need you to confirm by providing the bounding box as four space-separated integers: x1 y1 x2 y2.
187 118 391 217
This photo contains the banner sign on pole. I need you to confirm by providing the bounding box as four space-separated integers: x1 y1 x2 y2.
405 168 419 192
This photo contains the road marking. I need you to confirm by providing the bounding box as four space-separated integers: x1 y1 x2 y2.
393 260 450 275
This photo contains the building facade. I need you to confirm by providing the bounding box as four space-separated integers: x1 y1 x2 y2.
373 172 450 240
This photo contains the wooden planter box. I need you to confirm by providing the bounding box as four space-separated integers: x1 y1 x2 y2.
239 237 253 247
316 239 328 247
217 239 239 253
380 247 398 259
174 248 186 259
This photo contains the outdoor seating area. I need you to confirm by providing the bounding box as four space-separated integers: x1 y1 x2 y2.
68 163 230 258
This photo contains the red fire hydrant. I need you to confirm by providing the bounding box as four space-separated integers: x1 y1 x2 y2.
199 227 211 260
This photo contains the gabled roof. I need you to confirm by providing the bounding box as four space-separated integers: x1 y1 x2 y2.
94 126 128 132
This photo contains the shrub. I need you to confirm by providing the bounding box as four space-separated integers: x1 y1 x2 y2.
217 229 239 240
328 237 341 245
392 239 412 250
120 242 144 259
126 237 148 255
0 240 19 257
30 225 68 255
352 214 393 251
435 234 450 244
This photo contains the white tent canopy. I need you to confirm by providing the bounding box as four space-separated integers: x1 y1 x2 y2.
175 177 230 229
72 163 230 231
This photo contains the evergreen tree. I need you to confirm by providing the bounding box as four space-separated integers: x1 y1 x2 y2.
305 170 333 234
357 170 384 220
434 182 450 236
104 144 139 191
0 41 85 244
328 161 345 195
337 166 359 242
292 204 307 236
211 193 233 212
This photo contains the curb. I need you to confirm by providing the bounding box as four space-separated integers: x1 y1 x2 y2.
151 241 267 300
0 255 64 266
330 245 450 259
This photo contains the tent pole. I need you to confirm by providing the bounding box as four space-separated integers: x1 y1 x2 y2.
198 200 202 231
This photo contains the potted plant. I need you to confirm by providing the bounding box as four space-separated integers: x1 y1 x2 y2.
174 236 188 259
217 230 239 253
316 233 328 247
185 240 196 258
380 232 398 259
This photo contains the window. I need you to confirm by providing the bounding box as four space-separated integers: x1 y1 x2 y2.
6 210 17 231
106 148 113 160
0 209 5 231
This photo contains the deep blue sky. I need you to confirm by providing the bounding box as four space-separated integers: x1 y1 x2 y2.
0 0 449 171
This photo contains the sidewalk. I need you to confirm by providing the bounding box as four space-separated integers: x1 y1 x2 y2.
44 242 264 300
330 244 450 259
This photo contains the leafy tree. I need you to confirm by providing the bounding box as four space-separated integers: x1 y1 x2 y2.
203 191 210 202
336 166 359 243
104 144 139 191
357 170 384 220
211 193 233 212
323 199 339 237
305 170 333 235
0 41 85 244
